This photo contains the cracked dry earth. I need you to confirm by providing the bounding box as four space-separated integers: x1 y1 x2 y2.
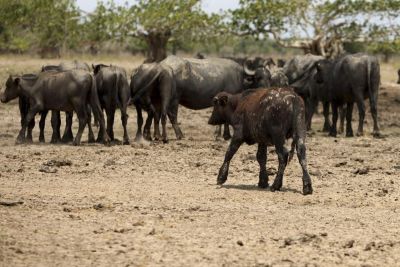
1 67 400 265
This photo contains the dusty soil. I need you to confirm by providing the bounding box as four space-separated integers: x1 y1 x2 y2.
0 57 400 267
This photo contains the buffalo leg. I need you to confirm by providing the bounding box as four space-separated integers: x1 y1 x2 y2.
356 100 365 136
22 106 41 143
167 102 184 140
223 123 231 140
370 98 380 137
322 101 331 132
296 138 313 195
62 112 74 143
217 130 243 185
345 103 354 137
120 102 130 145
329 102 339 137
106 107 116 141
73 107 87 146
256 144 268 188
86 106 95 143
50 111 61 143
214 125 222 140
271 142 288 192
39 110 49 143
153 109 162 141
134 104 144 142
338 105 346 134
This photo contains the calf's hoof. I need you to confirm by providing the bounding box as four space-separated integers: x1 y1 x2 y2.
356 131 364 137
328 131 337 137
162 138 169 144
39 137 45 143
345 131 354 137
322 124 331 133
15 136 25 144
72 140 80 146
123 139 130 145
303 184 313 195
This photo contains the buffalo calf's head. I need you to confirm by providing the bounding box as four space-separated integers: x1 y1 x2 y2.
208 93 232 125
1 75 20 103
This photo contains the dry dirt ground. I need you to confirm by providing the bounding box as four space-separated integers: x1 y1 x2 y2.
0 56 400 267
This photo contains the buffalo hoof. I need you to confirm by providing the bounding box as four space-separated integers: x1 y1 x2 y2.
39 136 45 143
88 137 96 143
223 134 231 141
72 140 80 146
25 137 33 144
50 139 60 144
303 184 313 195
258 180 269 189
372 131 382 138
61 137 73 143
346 131 354 137
15 136 25 144
123 139 130 145
322 124 331 133
270 182 282 192
328 131 337 137
356 131 364 137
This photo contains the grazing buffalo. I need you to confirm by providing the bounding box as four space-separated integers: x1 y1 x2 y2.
283 54 330 131
1 70 109 145
131 56 255 142
397 69 400 84
315 53 381 137
92 64 131 144
208 88 313 195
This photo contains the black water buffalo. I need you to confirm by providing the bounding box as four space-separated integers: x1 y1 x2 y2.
1 70 109 145
283 54 330 131
315 53 381 137
26 61 93 143
208 88 313 195
397 69 400 84
92 64 131 144
131 56 252 142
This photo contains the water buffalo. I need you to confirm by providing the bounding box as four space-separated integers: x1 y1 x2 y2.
208 88 313 195
92 64 131 144
1 70 109 145
283 54 332 132
131 56 254 142
315 53 381 137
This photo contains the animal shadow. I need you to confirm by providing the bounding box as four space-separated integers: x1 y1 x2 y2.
220 184 302 194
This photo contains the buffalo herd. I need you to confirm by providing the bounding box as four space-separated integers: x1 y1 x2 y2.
1 53 389 195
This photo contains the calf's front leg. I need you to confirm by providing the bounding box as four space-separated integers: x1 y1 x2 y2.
257 144 268 188
217 131 243 185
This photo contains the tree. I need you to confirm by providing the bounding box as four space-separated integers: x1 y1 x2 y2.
128 0 221 62
0 0 81 56
231 0 400 58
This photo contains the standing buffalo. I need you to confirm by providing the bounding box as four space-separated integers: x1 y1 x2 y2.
1 70 109 145
283 54 330 132
208 88 313 195
131 56 256 142
92 64 131 144
315 53 381 137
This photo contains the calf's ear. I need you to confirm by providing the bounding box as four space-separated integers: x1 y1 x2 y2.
219 95 228 106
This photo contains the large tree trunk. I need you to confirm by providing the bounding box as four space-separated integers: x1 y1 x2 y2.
145 30 171 63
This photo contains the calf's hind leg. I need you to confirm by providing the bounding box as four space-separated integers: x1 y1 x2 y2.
271 141 288 192
256 144 268 188
296 138 313 195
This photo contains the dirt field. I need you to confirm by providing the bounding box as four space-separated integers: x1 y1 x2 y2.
0 56 400 267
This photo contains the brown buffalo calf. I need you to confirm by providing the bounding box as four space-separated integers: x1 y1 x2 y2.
208 88 313 195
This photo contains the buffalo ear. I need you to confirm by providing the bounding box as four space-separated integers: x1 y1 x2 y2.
219 95 228 106
13 77 20 85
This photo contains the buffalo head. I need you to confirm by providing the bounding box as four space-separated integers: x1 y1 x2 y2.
1 75 20 103
208 93 232 126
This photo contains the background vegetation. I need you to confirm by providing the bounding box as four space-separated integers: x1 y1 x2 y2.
0 0 399 62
